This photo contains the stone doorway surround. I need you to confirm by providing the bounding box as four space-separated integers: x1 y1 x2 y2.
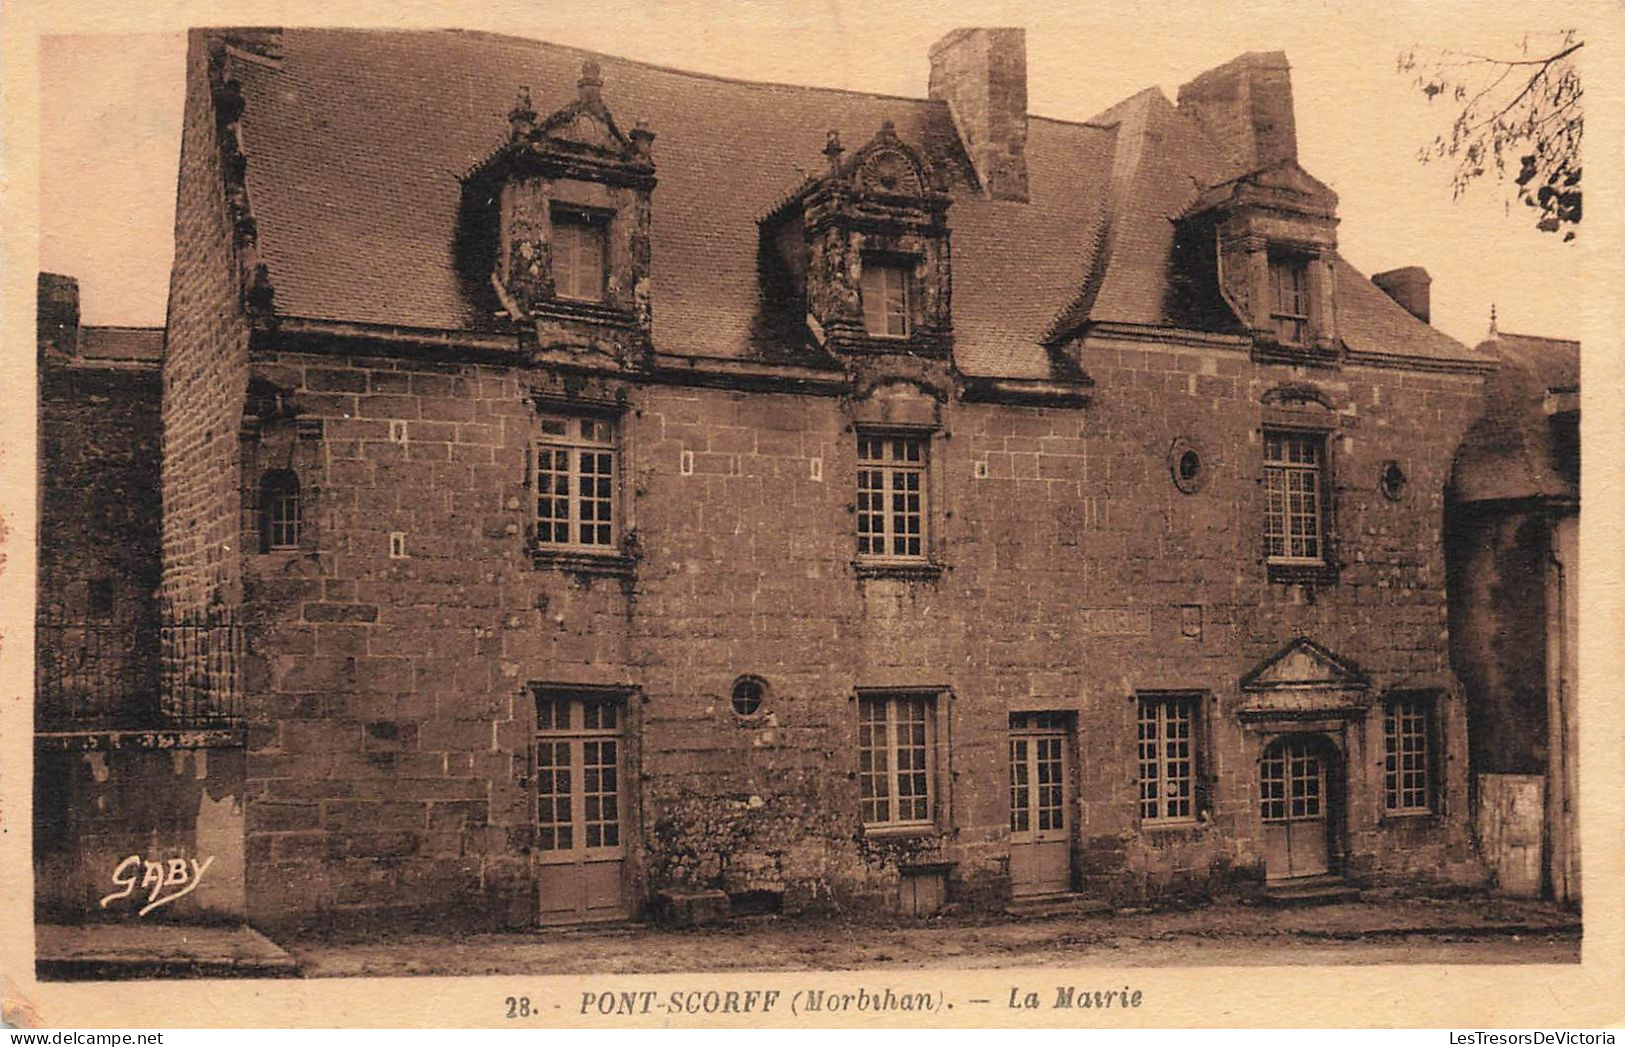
1237 637 1372 880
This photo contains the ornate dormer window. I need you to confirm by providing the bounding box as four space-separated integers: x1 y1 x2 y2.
460 62 655 364
1182 164 1340 365
760 122 952 358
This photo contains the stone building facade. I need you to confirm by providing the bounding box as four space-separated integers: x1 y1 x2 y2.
150 27 1496 930
1447 328 1580 904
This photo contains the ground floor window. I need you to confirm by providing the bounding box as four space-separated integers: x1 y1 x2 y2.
1138 693 1200 824
1384 693 1436 814
858 692 936 830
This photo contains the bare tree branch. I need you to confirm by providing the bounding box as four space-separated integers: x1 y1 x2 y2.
1399 32 1582 238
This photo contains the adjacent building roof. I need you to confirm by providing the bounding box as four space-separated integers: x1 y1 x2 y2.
79 326 163 363
1450 331 1580 504
215 27 1484 378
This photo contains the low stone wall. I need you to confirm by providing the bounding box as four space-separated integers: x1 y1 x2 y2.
34 732 246 924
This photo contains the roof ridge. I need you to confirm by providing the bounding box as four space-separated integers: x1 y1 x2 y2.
444 28 939 106
1495 331 1580 347
263 27 1136 131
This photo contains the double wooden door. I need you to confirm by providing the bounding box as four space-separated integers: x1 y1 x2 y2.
535 695 628 924
1260 736 1331 880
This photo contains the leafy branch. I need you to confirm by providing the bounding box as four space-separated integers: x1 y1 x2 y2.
1397 32 1582 239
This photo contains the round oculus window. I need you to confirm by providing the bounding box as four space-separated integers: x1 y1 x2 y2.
1169 438 1208 494
1380 461 1408 501
731 676 766 717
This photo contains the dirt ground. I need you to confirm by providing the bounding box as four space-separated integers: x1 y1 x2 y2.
281 895 1580 977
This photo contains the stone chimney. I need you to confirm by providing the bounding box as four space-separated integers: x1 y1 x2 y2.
37 272 81 356
928 28 1028 202
1372 266 1431 324
1176 51 1297 175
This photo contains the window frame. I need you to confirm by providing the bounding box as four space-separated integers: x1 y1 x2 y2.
1137 692 1203 827
258 469 303 553
530 411 621 557
855 428 931 566
1262 427 1329 567
551 206 610 304
1383 691 1438 817
1268 252 1311 346
859 255 917 339
857 690 941 835
530 685 631 862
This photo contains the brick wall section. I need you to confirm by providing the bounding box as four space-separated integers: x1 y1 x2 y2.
237 330 1483 926
161 32 252 618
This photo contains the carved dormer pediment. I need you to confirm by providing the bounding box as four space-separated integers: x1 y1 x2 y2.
1182 160 1341 363
460 61 655 365
513 62 654 171
761 122 953 360
1246 161 1337 212
1190 160 1338 221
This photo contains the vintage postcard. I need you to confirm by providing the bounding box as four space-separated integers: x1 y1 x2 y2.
2 0 1621 1030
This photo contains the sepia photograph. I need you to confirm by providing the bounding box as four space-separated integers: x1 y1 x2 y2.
3 0 1620 1030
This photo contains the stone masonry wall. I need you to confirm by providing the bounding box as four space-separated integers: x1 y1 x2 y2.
161 32 252 618
1445 504 1550 777
37 361 163 727
236 329 1484 928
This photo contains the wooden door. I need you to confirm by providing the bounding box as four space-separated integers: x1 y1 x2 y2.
535 695 628 924
1260 736 1330 880
1009 713 1073 897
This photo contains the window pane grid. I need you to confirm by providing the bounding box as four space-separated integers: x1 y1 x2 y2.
535 739 573 852
260 471 302 551
269 491 301 549
1384 697 1433 812
535 695 623 855
535 416 617 551
582 739 620 848
857 434 927 561
1009 738 1031 833
1035 736 1065 831
1139 696 1197 823
1261 738 1325 823
860 695 934 828
1264 432 1324 561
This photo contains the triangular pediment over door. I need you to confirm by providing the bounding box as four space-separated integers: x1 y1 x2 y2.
1237 637 1370 725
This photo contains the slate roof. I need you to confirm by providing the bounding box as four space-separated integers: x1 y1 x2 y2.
78 326 163 363
1450 331 1580 503
215 27 1485 378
